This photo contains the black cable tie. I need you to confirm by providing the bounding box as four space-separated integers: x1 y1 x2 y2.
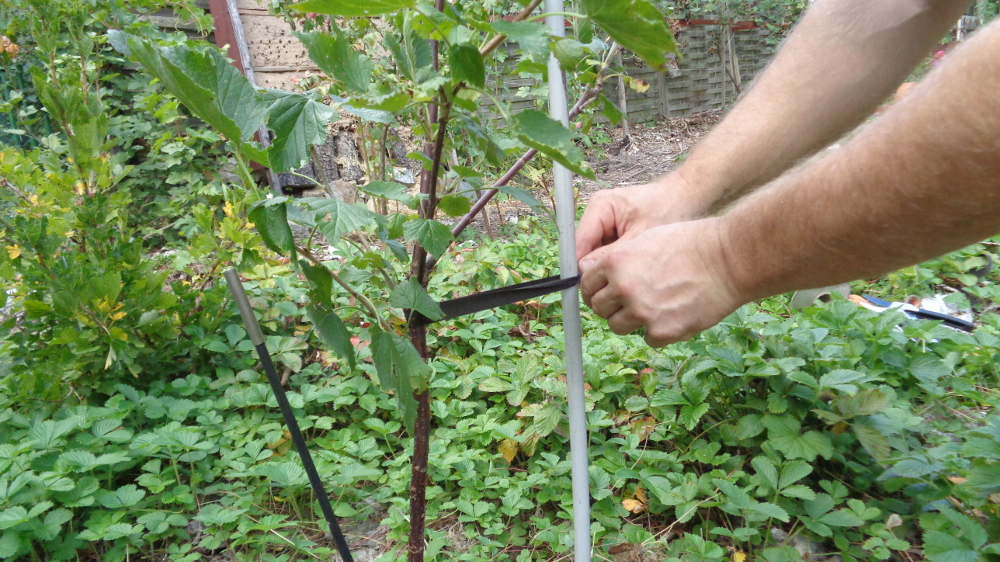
412 274 581 326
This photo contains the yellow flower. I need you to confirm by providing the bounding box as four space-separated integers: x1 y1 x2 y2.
6 245 20 259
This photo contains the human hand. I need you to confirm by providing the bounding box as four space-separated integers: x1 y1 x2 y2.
579 218 745 347
576 171 708 263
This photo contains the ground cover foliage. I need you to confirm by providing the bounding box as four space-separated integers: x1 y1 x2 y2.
4 0 1000 561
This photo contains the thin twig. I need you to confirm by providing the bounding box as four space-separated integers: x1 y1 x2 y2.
296 245 393 332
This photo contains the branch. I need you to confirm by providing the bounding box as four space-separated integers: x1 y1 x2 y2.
479 0 545 58
424 85 604 271
296 245 393 332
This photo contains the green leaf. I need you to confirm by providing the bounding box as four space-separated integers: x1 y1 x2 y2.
736 414 765 440
385 16 433 82
290 0 414 17
361 181 417 208
513 110 595 179
837 388 889 418
294 30 373 93
389 279 444 321
448 43 485 88
0 532 22 558
580 0 677 71
818 369 870 393
679 402 709 430
112 33 268 149
601 93 624 126
780 485 816 500
403 218 453 259
263 91 336 172
249 202 295 257
751 457 778 490
370 327 431 433
300 260 333 306
818 509 864 527
0 507 28 530
763 416 833 461
305 306 356 370
490 21 551 57
713 478 752 510
778 461 812 489
309 198 380 241
750 502 789 522
923 531 977 562
437 195 471 218
854 424 891 462
909 354 951 383
96 485 145 509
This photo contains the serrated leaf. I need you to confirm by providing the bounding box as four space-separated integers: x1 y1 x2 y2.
818 369 869 394
479 378 515 393
263 91 336 172
309 198 379 241
854 424 891 462
679 402 709 430
513 110 595 179
751 457 778 490
403 218 453 259
778 461 812 489
736 414 765 440
361 181 417 208
97 484 145 509
0 507 28 530
713 479 752 510
780 485 816 500
0 532 22 558
112 32 268 151
299 260 333 306
306 305 356 370
837 388 889 418
370 327 430 433
580 0 677 71
448 43 485 88
389 278 444 321
290 0 414 17
294 30 372 93
763 416 833 461
490 20 550 57
923 531 977 562
249 202 295 257
437 195 471 218
750 502 789 522
818 509 864 527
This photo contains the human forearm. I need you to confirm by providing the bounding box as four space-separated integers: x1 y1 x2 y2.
720 20 1000 301
673 0 972 214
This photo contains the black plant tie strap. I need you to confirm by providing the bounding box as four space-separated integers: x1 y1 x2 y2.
223 270 354 562
412 274 581 326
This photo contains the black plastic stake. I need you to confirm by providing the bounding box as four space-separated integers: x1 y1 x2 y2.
223 269 354 562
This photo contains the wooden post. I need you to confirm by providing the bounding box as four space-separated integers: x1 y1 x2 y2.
207 0 282 193
615 49 631 147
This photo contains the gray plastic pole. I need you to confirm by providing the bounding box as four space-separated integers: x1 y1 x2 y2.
546 3 591 561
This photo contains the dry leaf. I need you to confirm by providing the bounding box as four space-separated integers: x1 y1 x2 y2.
989 493 1000 505
628 77 650 93
622 498 645 514
732 550 747 562
948 476 968 484
498 438 518 463
635 486 648 505
886 513 903 529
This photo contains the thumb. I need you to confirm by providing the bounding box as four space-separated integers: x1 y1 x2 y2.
578 241 617 275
